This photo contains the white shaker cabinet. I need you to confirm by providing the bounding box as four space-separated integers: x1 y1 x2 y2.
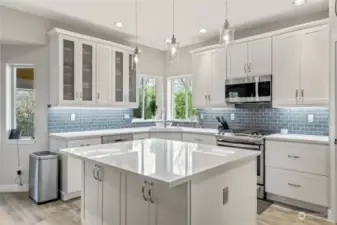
247 38 272 76
227 42 247 78
192 51 211 108
300 26 329 105
96 44 112 105
82 162 121 225
272 32 301 107
191 48 229 108
227 37 271 78
273 25 329 107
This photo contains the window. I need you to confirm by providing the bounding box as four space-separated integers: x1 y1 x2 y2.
167 75 197 120
6 65 35 139
133 76 157 120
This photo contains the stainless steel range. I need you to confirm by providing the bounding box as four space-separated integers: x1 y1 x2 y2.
215 129 274 199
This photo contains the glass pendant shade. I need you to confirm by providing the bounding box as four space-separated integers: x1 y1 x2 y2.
167 35 179 61
133 47 140 64
220 19 234 46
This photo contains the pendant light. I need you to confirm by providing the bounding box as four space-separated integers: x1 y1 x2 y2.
219 0 234 46
167 0 179 62
133 0 140 64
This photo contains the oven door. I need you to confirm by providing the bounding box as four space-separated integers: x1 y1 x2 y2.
217 141 264 185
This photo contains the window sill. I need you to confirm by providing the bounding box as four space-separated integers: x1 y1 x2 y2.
132 119 161 124
6 138 36 145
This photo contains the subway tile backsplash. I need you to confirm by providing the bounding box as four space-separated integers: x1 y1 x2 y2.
48 105 329 136
198 104 328 136
48 108 154 133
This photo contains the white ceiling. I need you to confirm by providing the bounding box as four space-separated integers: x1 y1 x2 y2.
0 0 329 50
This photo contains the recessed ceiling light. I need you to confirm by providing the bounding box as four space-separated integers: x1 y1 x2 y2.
115 21 124 28
293 0 305 6
199 28 207 34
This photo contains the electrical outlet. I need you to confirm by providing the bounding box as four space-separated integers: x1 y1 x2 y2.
231 114 235 121
308 114 314 123
200 113 204 120
70 113 76 121
124 114 130 119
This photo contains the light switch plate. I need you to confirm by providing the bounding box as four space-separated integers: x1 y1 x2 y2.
308 114 314 123
70 113 76 121
200 113 204 120
231 114 235 121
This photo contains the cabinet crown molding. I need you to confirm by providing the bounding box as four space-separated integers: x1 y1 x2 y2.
48 28 134 52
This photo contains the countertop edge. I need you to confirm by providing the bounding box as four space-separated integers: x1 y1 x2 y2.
265 135 329 145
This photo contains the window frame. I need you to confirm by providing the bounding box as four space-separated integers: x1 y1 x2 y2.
167 74 194 121
6 64 36 144
132 74 162 122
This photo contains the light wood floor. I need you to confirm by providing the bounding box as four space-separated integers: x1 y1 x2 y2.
0 193 333 225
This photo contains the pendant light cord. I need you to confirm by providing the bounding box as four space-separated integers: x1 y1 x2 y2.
225 0 228 20
136 0 138 46
172 0 175 35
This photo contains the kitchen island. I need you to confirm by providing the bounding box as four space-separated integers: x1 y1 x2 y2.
61 138 260 225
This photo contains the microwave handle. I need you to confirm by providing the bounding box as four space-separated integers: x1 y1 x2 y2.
255 76 259 100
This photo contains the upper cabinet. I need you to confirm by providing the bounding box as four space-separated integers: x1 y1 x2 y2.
192 48 230 108
49 28 138 108
273 25 329 107
227 37 272 78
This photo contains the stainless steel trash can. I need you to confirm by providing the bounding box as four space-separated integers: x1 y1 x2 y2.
29 151 58 204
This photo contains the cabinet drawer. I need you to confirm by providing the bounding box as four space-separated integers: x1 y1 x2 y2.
266 141 328 176
266 167 328 207
182 133 216 145
67 138 102 147
150 133 182 141
133 133 150 140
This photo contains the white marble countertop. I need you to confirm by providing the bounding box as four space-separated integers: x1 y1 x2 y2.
49 127 218 140
60 139 260 187
265 134 329 145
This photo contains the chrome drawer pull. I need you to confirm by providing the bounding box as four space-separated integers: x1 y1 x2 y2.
142 181 149 202
288 155 300 159
288 183 301 188
148 183 154 204
194 138 202 142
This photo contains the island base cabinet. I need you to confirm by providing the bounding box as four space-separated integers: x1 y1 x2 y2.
125 173 188 225
81 161 121 225
191 159 257 225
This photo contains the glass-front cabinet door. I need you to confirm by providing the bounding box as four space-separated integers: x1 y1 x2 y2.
62 39 76 101
79 41 95 104
128 54 138 105
114 50 125 104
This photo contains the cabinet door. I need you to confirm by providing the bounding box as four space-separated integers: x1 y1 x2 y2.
83 161 99 225
60 37 77 103
100 166 121 225
227 42 248 78
192 52 210 108
113 50 126 105
79 41 96 104
125 173 149 225
96 44 111 105
210 48 227 107
272 32 301 107
247 37 272 76
301 26 329 106
149 183 188 225
128 54 138 107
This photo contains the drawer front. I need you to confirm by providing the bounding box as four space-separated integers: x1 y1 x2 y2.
266 141 328 176
150 133 182 141
182 133 216 145
67 138 102 147
266 167 329 207
133 133 150 140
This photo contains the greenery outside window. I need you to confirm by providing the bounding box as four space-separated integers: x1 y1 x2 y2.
6 64 35 140
167 75 197 120
133 76 157 120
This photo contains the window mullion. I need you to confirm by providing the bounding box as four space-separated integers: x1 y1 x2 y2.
185 82 188 120
142 78 145 119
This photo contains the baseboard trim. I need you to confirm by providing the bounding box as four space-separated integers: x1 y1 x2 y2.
0 184 29 192
266 193 328 215
60 190 81 201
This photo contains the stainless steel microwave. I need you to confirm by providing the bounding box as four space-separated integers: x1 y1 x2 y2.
225 75 272 104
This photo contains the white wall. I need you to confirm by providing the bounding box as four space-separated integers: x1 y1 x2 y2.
0 45 49 189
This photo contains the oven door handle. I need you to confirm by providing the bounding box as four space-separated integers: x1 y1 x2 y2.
217 142 261 150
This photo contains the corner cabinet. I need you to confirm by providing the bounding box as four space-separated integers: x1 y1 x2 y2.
272 25 329 107
49 28 138 108
191 48 231 108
